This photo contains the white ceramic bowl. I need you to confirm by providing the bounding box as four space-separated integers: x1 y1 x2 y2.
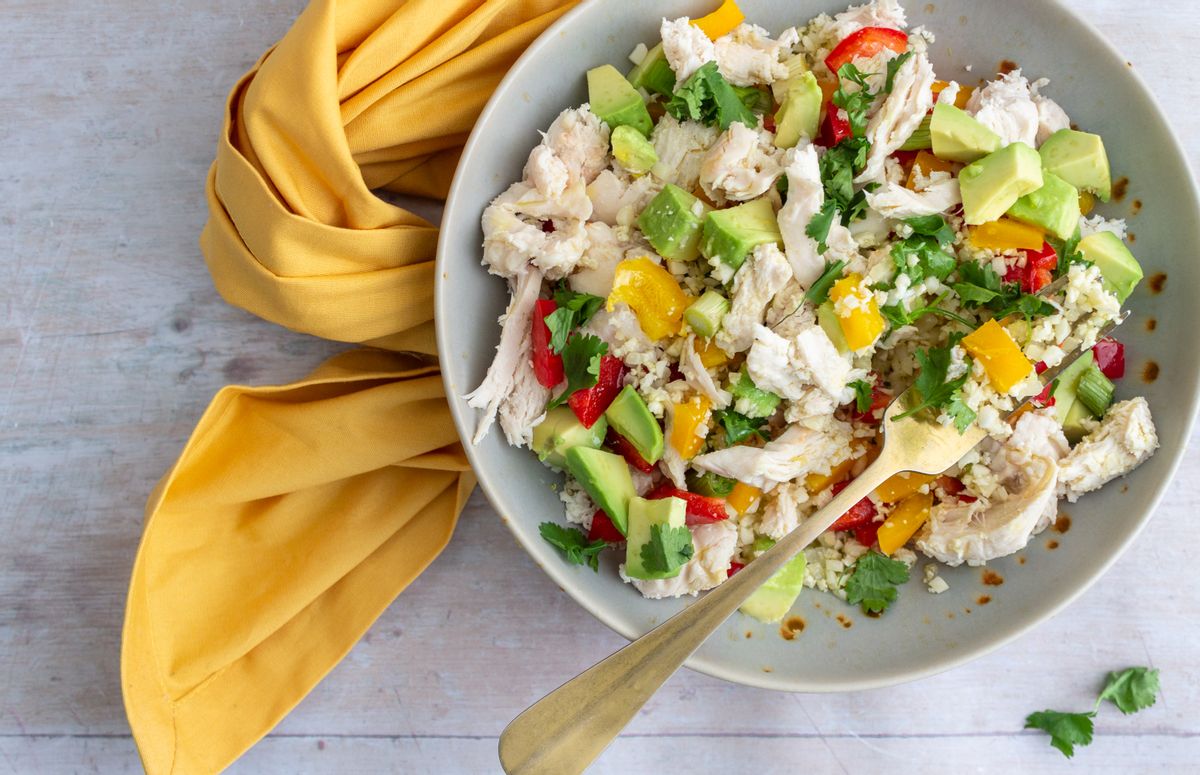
436 0 1199 690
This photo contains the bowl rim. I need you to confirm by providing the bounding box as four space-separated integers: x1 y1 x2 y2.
435 0 1200 692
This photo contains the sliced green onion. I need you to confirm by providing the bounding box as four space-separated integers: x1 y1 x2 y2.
1076 364 1115 418
684 290 730 338
687 470 736 497
898 114 933 151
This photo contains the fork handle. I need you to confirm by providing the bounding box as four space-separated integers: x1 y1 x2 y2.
498 451 901 775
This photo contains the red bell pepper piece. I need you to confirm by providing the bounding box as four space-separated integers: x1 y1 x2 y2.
1005 242 1058 293
825 27 909 73
852 520 881 548
531 299 563 388
1092 337 1125 379
937 475 965 495
728 561 745 576
568 355 625 428
588 510 625 543
645 481 730 525
1035 361 1048 375
826 479 878 532
604 427 655 474
819 100 853 146
762 112 777 133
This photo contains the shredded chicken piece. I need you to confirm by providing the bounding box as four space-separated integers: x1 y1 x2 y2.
1031 80 1071 146
542 105 611 187
776 145 825 287
828 0 908 43
464 268 544 444
651 115 720 192
716 243 792 354
481 181 592 279
713 24 800 87
746 323 850 402
865 176 961 218
693 423 849 492
659 401 689 488
660 17 716 83
700 122 784 203
680 334 733 409
497 330 550 448
856 53 935 184
568 222 625 297
965 70 1039 148
1058 398 1158 502
758 481 810 540
918 453 1058 566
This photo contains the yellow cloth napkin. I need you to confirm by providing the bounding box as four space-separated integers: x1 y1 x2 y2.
122 1 576 772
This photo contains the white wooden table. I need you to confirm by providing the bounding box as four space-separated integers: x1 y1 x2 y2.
2 1 1198 772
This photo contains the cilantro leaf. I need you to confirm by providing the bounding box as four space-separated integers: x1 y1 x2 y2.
805 259 847 305
904 214 956 245
545 287 605 353
883 51 914 93
639 523 695 576
833 63 876 137
731 83 772 113
665 62 757 130
845 550 910 614
849 379 874 413
714 408 769 445
1098 667 1160 715
882 292 975 331
945 392 977 432
952 282 1002 305
538 522 608 571
1047 230 1090 278
805 200 838 252
892 345 971 423
546 334 607 410
1024 711 1095 758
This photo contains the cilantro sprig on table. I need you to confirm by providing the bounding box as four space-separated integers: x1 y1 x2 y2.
664 62 758 130
538 522 607 571
845 550 910 614
639 523 694 576
1025 667 1161 757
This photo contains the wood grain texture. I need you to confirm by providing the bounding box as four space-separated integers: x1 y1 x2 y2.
1 0 1198 772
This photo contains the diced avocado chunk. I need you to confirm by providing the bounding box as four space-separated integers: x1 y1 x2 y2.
1078 230 1143 302
611 125 659 174
532 407 608 470
1006 169 1081 240
959 142 1044 225
730 368 781 419
587 64 652 137
565 447 636 535
639 184 709 261
817 301 850 354
1039 129 1112 202
1062 398 1094 443
699 198 782 271
930 103 1002 164
604 385 664 464
624 496 688 580
627 43 676 97
687 470 736 497
740 551 808 623
1051 350 1094 426
771 54 809 102
773 71 822 149
684 290 730 338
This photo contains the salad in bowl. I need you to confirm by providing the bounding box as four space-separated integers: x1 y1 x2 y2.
462 0 1157 624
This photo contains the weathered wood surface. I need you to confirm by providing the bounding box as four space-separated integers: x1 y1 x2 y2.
2 0 1198 772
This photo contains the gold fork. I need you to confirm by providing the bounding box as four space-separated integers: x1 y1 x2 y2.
499 304 1126 775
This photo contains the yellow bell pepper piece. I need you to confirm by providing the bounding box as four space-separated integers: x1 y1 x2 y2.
829 273 884 351
608 257 689 340
691 0 744 40
875 472 936 504
727 482 761 515
931 80 973 109
906 149 958 189
877 491 933 555
804 455 856 495
968 218 1046 251
1079 190 1096 216
962 318 1034 394
670 395 711 460
694 337 729 369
